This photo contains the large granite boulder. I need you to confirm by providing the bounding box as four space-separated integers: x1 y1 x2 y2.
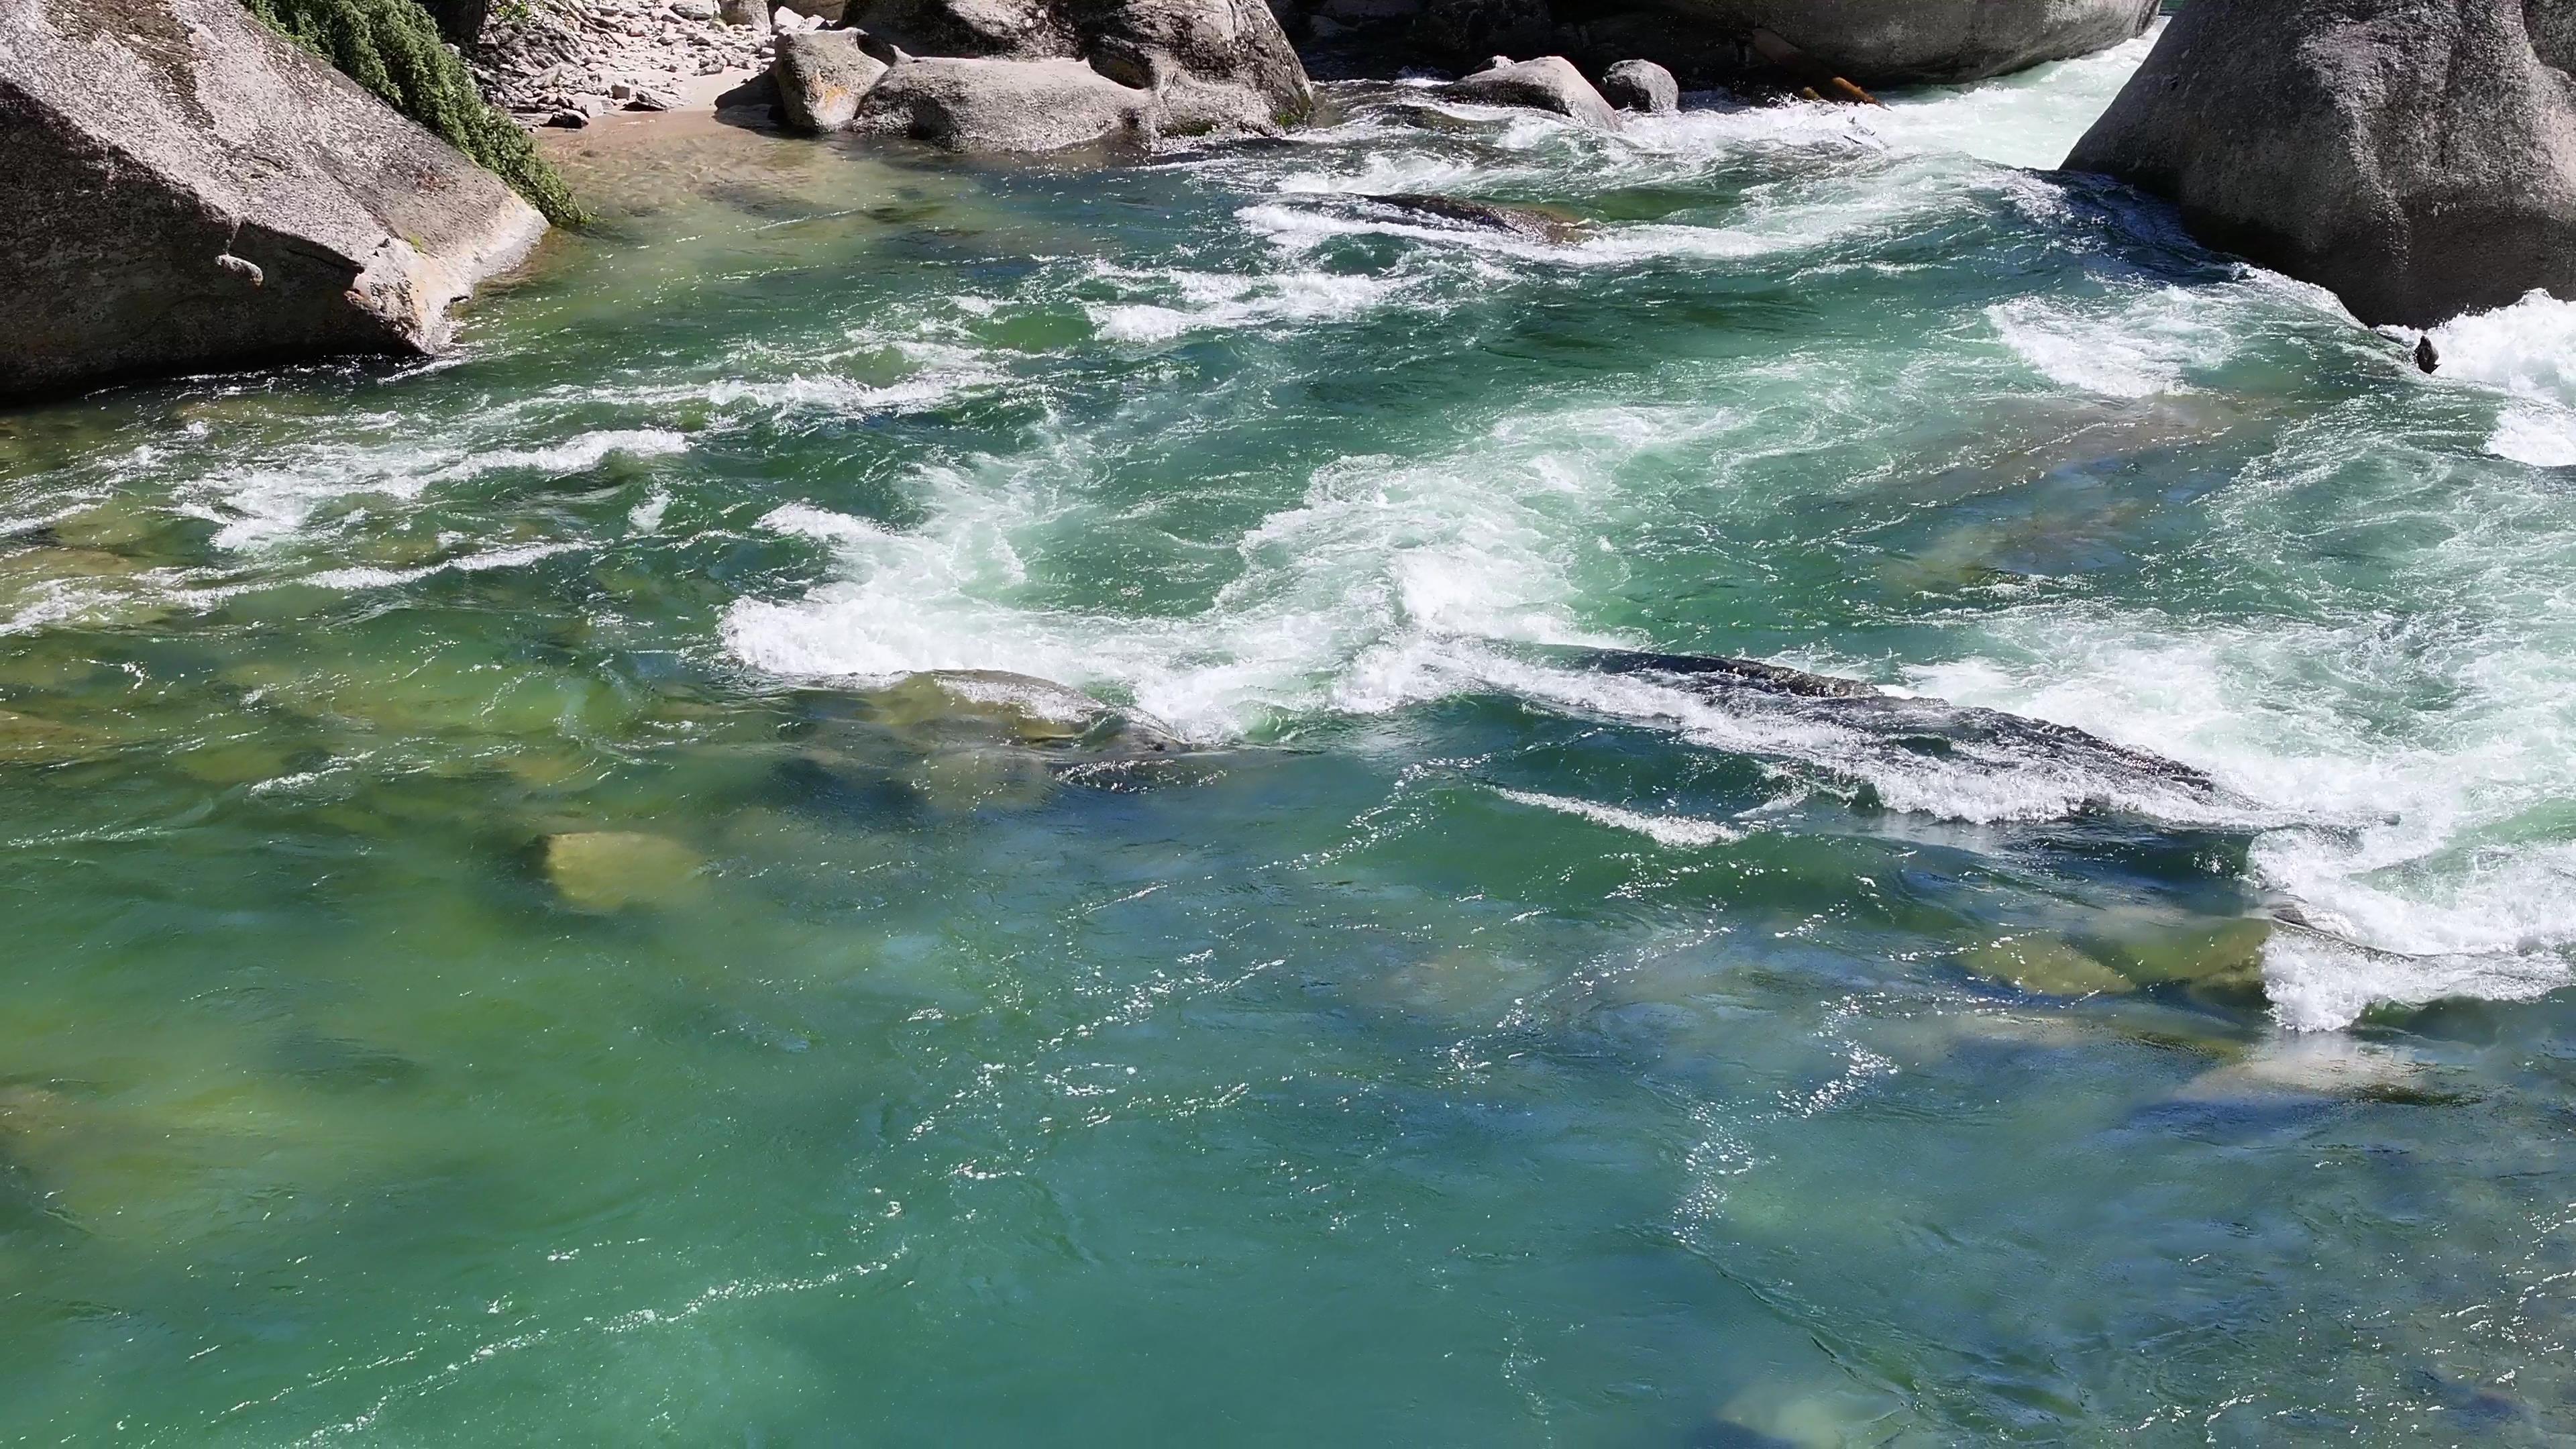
1554 0 2158 85
852 54 1161 147
775 28 892 128
1599 56 1676 113
2065 0 2576 329
843 0 1313 132
1442 53 1619 127
0 0 545 399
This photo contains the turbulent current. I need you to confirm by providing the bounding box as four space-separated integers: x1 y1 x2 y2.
9 28 2576 1442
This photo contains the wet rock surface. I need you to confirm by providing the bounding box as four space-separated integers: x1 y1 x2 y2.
2066 0 2576 328
0 0 545 398
1598 56 1674 113
1440 53 1618 127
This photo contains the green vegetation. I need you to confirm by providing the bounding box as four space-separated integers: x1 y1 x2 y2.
239 0 587 225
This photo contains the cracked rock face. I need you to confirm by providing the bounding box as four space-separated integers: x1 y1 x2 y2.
2068 0 2576 327
0 0 545 398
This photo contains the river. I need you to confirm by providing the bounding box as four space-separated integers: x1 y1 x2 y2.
5 29 2576 1442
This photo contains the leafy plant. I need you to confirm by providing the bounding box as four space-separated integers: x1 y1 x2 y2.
240 0 588 225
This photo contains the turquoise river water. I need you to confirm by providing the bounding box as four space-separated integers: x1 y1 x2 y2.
9 29 2576 1443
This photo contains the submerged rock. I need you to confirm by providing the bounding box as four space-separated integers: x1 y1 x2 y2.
1353 191 1587 241
2065 0 2576 328
542 830 706 912
1962 934 2135 997
1547 646 2236 822
1598 57 1677 114
853 56 1162 148
1442 53 1620 128
0 0 546 399
2172 1034 2434 1104
859 670 1186 755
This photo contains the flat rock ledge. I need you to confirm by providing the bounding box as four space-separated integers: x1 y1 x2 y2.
0 0 546 398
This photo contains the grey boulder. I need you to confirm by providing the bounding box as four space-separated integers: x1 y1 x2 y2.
1626 0 2158 85
0 0 545 399
1599 57 1677 113
1442 54 1620 129
2065 0 2576 329
774 28 892 129
844 0 1313 133
853 55 1160 148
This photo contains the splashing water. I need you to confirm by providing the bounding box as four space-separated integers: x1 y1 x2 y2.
7 28 2576 1444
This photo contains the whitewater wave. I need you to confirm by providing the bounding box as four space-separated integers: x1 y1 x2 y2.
2426 289 2576 466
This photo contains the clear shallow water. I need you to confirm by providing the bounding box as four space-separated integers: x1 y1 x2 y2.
8 32 2576 1442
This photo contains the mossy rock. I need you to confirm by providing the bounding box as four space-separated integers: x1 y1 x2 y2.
2092 918 2271 997
1962 934 2135 998
239 0 586 224
542 830 706 911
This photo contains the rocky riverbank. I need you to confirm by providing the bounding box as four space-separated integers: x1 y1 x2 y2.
470 0 776 123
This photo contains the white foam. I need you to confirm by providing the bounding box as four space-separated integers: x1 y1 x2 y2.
197 428 687 551
2427 290 2576 464
2263 932 2570 1034
1087 268 1411 343
1988 289 2235 398
1911 608 2576 1030
1491 788 1744 849
296 541 584 592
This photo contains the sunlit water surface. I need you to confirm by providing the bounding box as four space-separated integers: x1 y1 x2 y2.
8 31 2576 1442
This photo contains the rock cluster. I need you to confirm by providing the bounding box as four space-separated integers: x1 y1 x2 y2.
0 0 546 398
766 0 1312 147
2066 0 2576 329
469 0 777 121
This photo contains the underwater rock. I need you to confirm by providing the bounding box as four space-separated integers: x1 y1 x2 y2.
1598 57 1677 114
1549 646 2233 821
852 56 1162 149
0 709 112 765
1352 192 1587 241
2172 1034 2433 1103
1441 54 1620 128
2092 916 2271 998
2066 0 2576 327
1962 934 2135 997
542 830 707 912
0 0 545 398
861 670 1187 755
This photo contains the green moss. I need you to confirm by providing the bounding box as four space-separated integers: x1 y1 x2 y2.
239 0 588 225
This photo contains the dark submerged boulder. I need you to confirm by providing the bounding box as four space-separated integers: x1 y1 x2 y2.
2065 0 2576 328
1354 192 1587 241
0 0 546 399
